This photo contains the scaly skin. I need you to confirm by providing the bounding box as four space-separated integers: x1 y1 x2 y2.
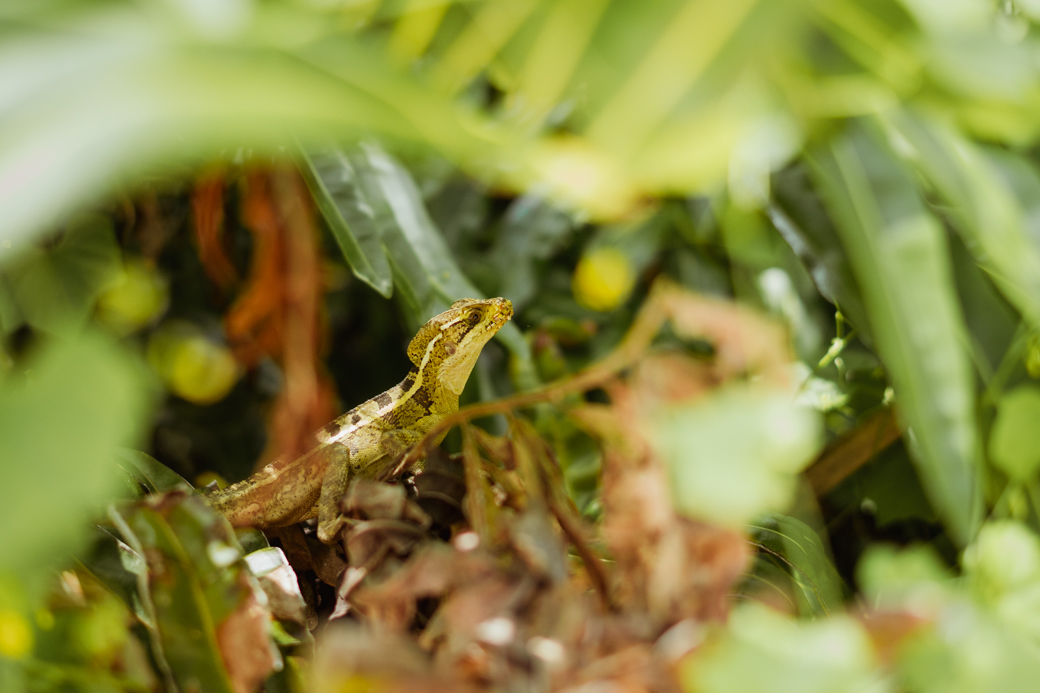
206 297 513 543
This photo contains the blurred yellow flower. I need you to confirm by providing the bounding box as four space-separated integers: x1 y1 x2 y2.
167 336 240 405
0 609 33 659
573 247 635 312
147 323 241 405
95 258 168 335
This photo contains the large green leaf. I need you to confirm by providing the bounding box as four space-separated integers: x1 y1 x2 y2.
488 195 576 311
0 15 468 260
0 331 150 575
652 383 822 528
810 121 981 545
299 148 394 298
310 142 540 390
770 164 872 342
990 386 1040 482
885 112 1040 328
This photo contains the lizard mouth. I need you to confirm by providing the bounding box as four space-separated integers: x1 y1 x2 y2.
491 298 513 327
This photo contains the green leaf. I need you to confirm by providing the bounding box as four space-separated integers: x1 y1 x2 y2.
3 213 120 335
0 331 149 574
856 543 951 610
770 163 872 342
898 607 1040 693
489 195 576 311
116 449 192 495
810 121 982 546
963 521 1040 605
884 111 1040 329
0 18 467 259
0 272 21 336
749 514 846 618
299 148 393 298
947 232 1019 378
680 603 879 693
989 386 1040 481
651 383 822 527
353 142 540 390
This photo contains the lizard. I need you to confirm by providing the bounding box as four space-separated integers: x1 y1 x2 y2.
206 297 513 544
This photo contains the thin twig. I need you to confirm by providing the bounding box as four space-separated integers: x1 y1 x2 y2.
392 284 671 476
547 494 616 612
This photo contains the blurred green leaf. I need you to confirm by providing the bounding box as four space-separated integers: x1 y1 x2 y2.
961 521 1040 649
963 521 1040 611
2 214 120 335
680 603 881 693
886 112 1040 328
0 17 471 259
898 603 1040 693
0 273 20 337
826 444 939 528
811 121 982 546
652 384 822 527
110 490 278 693
300 147 394 298
857 543 952 612
947 233 1019 378
989 386 1040 481
489 195 576 311
750 514 845 618
0 331 149 575
770 163 872 342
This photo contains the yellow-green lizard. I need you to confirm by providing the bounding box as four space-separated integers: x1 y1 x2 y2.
207 297 513 544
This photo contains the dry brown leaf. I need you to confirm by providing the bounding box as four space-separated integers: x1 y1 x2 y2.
313 623 479 693
657 282 792 386
348 543 497 630
216 577 280 693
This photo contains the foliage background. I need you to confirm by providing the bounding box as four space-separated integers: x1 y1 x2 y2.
4 0 1040 690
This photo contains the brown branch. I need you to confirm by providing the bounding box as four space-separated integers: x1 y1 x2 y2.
547 493 616 613
805 408 901 496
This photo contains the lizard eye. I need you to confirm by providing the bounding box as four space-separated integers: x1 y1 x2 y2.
467 311 482 325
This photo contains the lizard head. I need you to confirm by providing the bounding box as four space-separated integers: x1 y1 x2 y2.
406 297 513 396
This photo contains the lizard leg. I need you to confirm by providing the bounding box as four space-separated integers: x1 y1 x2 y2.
315 431 419 544
316 445 353 545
